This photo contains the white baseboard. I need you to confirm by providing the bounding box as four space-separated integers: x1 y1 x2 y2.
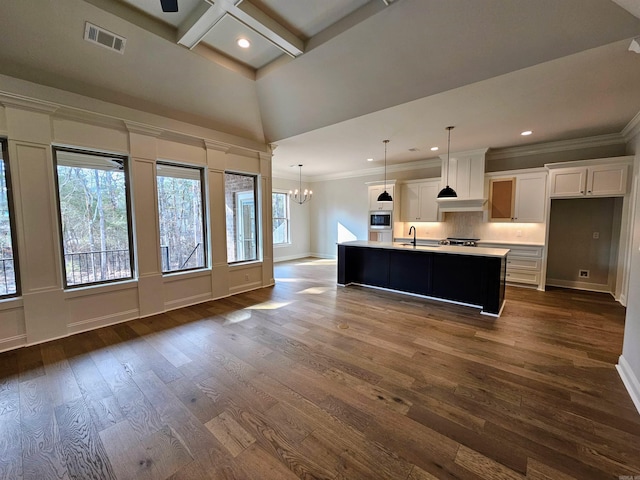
617 355 640 415
0 334 27 353
275 253 336 262
309 252 337 260
546 278 611 294
274 252 312 263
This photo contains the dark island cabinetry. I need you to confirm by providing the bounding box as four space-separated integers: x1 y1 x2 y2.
338 242 507 316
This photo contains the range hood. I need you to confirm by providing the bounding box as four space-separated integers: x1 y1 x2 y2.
436 148 488 212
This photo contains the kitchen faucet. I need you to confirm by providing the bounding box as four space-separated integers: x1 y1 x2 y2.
408 226 416 247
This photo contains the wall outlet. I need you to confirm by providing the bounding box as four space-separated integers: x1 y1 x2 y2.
579 269 590 278
516 229 522 237
245 274 249 281
593 231 599 239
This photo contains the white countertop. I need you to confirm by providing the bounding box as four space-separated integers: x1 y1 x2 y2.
340 240 510 258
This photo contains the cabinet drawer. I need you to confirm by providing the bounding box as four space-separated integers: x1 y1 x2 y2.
506 269 539 285
506 257 540 270
507 247 542 258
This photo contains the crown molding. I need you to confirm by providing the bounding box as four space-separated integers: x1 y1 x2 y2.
488 133 625 160
124 121 164 137
273 157 441 183
622 109 640 142
0 93 59 114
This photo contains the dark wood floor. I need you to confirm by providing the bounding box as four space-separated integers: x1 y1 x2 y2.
1 258 639 479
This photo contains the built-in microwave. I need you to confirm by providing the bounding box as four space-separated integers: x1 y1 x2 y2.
369 210 392 230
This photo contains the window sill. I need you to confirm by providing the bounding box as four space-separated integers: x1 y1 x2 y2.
0 296 23 311
163 268 212 283
64 279 138 298
274 243 292 248
228 260 262 270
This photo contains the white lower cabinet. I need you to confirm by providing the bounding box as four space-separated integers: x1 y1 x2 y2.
480 243 544 288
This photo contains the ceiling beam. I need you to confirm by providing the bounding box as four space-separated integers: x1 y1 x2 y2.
177 0 304 57
177 1 227 49
230 1 304 57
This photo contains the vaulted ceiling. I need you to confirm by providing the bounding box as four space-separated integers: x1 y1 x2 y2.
0 0 639 177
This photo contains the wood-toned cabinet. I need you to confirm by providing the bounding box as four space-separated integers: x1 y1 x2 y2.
400 179 439 222
549 163 628 198
369 184 394 210
488 172 546 223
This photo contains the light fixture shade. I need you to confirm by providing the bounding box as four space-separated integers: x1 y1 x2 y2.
437 185 457 198
378 139 392 201
377 190 393 202
438 126 458 198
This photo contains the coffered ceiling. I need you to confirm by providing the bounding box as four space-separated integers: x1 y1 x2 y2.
0 0 639 178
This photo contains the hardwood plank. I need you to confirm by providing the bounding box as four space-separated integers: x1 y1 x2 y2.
19 377 69 480
205 410 256 457
0 407 23 479
54 397 116 479
454 445 524 479
140 425 193 479
99 421 155 480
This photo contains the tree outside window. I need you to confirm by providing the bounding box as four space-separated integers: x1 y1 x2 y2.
54 148 133 287
225 172 258 263
272 191 290 245
0 140 19 297
156 163 206 273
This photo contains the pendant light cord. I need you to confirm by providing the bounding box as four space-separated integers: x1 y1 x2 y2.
383 139 389 190
446 126 453 186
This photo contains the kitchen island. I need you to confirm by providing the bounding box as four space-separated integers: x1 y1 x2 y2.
337 241 509 316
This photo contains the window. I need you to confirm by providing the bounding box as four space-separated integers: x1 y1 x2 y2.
156 163 206 273
225 172 258 263
272 191 290 245
54 147 134 287
0 140 19 297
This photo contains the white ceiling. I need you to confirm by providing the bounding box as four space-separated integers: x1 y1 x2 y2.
0 0 639 179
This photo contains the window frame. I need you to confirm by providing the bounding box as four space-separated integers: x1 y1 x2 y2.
53 145 135 289
0 138 21 298
272 190 291 247
156 161 208 274
224 171 260 265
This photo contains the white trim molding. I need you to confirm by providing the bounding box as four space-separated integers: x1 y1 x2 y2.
617 355 640 415
489 133 626 160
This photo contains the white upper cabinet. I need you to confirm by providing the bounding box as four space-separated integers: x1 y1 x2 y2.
488 171 546 223
401 179 439 222
369 184 394 210
549 161 629 198
514 172 547 222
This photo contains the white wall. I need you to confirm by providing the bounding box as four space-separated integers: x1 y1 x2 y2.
0 77 273 353
309 173 378 258
272 177 311 262
619 133 640 413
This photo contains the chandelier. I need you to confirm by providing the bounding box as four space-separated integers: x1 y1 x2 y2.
289 164 312 204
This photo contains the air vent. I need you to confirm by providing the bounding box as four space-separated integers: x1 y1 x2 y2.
84 22 126 54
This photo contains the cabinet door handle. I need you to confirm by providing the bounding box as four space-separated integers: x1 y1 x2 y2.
580 190 584 194
587 190 591 194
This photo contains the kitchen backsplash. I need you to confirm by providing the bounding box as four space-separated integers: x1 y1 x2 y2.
395 211 547 244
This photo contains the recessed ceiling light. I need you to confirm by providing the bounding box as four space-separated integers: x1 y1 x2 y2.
367 158 373 162
430 147 439 151
521 130 533 136
237 38 251 49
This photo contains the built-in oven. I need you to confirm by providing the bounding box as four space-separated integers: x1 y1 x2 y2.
369 210 392 230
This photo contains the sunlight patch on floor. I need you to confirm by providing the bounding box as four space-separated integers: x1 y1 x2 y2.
297 287 332 295
245 300 292 310
222 310 252 324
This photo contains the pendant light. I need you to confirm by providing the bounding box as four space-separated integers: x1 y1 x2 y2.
377 139 393 202
289 164 312 204
437 126 458 198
